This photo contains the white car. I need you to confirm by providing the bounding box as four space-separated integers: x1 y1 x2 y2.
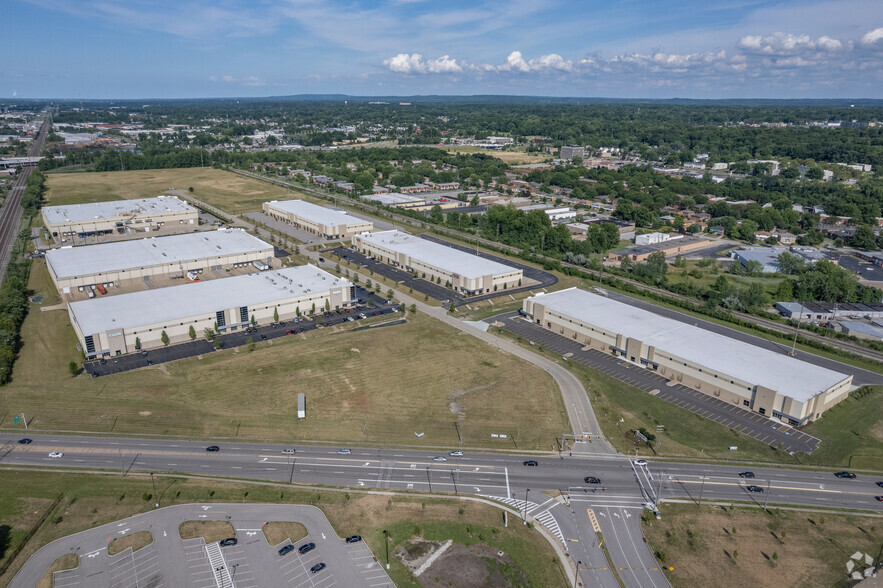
337 448 352 455
432 456 447 462
633 459 648 467
449 450 463 457
281 448 296 455
48 452 64 458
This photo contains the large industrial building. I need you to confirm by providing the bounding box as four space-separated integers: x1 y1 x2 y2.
353 230 523 295
262 199 373 239
523 288 853 425
42 196 198 243
46 228 274 291
69 265 354 357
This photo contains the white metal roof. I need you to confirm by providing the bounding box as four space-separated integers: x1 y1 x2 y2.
42 195 195 224
358 230 520 280
361 193 425 205
46 228 272 279
265 199 371 229
528 288 850 402
69 265 351 335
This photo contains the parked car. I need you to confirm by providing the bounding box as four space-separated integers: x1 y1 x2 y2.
584 476 601 484
345 535 362 543
834 471 857 479
278 545 295 556
738 472 755 478
206 446 220 452
523 460 538 467
298 542 316 555
48 452 63 458
746 485 764 493
449 450 463 457
219 538 237 547
310 563 326 574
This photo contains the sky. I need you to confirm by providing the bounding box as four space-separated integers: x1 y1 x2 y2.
4 0 883 99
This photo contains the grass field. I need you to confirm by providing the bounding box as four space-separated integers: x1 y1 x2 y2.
642 503 882 588
443 146 551 165
44 167 295 214
0 471 566 588
0 261 567 449
107 531 153 556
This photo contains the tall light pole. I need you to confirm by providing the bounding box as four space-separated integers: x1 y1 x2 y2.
523 488 530 524
151 473 158 508
573 560 583 588
383 529 389 570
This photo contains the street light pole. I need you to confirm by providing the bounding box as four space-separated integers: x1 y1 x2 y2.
383 529 390 570
523 488 530 524
573 560 582 588
151 473 158 508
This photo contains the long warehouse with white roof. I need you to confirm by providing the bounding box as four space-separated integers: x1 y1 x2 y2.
262 199 373 239
69 265 354 357
353 230 523 295
46 228 274 291
522 288 853 425
42 195 198 242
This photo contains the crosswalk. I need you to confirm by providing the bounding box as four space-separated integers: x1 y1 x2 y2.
204 542 234 588
482 495 566 544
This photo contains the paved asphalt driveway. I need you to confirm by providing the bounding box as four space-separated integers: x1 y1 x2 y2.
84 286 401 377
10 504 392 588
490 311 821 454
326 234 557 308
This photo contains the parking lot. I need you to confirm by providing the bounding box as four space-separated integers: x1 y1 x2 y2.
325 234 557 307
491 311 820 454
834 253 883 283
84 286 401 377
13 504 393 588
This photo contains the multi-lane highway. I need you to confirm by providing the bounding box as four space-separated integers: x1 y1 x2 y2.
3 433 881 587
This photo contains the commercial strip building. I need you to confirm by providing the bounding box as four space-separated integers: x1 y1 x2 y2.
69 265 353 357
262 199 373 239
42 196 198 243
608 236 713 262
353 230 523 295
523 288 853 425
46 228 274 291
775 301 883 321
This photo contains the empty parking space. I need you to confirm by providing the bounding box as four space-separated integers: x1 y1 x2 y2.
491 311 820 454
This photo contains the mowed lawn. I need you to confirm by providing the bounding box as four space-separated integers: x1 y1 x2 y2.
1 264 567 448
45 167 293 214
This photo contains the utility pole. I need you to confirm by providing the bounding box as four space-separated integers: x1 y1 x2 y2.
789 302 807 356
698 475 706 507
763 479 771 512
573 560 582 588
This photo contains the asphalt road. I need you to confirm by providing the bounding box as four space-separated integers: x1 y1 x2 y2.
9 503 392 588
491 311 821 454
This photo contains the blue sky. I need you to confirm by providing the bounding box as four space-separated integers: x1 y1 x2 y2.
4 0 883 99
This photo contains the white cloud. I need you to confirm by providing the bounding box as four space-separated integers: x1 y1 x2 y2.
382 53 463 74
209 74 264 86
860 27 883 46
738 32 843 54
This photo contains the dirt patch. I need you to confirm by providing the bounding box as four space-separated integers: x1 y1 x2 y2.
138 411 152 417
419 542 528 588
178 520 235 544
108 530 153 556
35 553 77 588
262 521 308 547
397 538 443 571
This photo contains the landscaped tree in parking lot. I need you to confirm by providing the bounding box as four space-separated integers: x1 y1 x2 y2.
273 307 279 322
325 299 330 311
189 325 196 340
161 330 169 346
135 337 141 350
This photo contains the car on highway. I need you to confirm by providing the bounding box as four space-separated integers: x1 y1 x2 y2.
834 471 857 479
876 496 883 502
523 460 538 467
432 456 447 462
48 452 63 458
310 563 326 574
281 448 296 455
278 544 295 556
206 446 220 452
738 471 755 478
219 538 237 547
449 450 463 457
17 438 32 444
633 459 648 467
746 485 764 493
337 448 352 455
345 535 362 543
876 481 883 488
584 476 601 484
298 542 316 555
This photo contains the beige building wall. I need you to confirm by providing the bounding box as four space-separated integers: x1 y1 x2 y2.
44 208 198 242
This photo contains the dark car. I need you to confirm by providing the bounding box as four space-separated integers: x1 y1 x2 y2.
219 538 237 547
834 471 857 479
261 334 267 340
584 476 601 484
310 563 326 574
278 544 295 556
141 350 148 356
345 535 362 543
876 481 883 488
206 445 220 452
17 438 32 444
738 472 755 478
523 460 538 467
746 485 764 493
298 542 316 555
876 496 883 502
146 360 154 366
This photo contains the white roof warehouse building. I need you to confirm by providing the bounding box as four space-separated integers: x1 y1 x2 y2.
353 230 523 295
46 228 274 291
69 265 354 357
262 199 373 239
523 288 853 425
42 196 198 242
